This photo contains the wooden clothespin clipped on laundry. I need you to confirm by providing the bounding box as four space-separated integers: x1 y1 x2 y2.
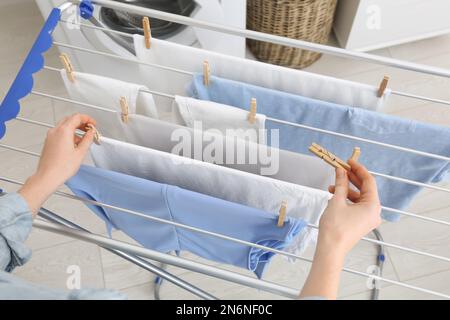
277 200 287 227
203 60 210 86
86 123 101 145
377 75 390 97
143 17 151 49
248 98 257 124
120 97 129 124
350 147 361 162
308 143 351 171
60 53 75 83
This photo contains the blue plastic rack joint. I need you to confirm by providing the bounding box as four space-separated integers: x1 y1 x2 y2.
79 0 94 20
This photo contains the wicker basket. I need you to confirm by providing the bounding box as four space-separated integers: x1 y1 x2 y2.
247 0 337 69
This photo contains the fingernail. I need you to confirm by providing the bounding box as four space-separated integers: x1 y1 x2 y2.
336 168 345 178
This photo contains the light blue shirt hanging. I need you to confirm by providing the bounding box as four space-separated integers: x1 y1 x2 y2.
66 165 305 278
187 74 450 221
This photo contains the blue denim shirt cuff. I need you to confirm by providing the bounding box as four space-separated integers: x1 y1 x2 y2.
0 193 33 272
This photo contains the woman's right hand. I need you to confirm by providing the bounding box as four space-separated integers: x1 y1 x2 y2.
299 160 382 300
319 159 382 257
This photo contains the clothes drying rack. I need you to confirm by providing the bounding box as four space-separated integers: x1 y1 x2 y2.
0 0 449 299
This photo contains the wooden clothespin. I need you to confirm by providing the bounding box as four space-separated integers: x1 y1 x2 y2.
120 97 129 123
350 147 361 162
248 98 257 124
203 60 210 86
60 53 75 82
377 75 389 97
142 17 151 49
86 123 101 145
309 143 351 171
277 200 287 227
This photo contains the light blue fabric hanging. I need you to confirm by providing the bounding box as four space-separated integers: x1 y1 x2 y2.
66 165 305 278
187 74 450 221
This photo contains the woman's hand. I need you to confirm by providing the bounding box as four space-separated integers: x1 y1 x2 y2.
320 159 382 256
19 114 96 215
299 160 382 300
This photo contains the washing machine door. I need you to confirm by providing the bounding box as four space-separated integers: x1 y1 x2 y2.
82 0 198 56
101 0 196 38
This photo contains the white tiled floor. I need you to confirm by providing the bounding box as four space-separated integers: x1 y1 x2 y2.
0 1 449 300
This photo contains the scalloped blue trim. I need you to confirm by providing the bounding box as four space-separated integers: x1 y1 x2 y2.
0 8 61 140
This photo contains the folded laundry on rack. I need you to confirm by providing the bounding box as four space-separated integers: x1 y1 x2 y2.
133 35 390 111
66 165 306 278
60 70 335 189
172 95 266 144
89 136 332 255
125 115 335 189
188 74 450 221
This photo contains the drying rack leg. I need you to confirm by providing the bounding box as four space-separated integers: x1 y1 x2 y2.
38 207 217 300
154 264 167 300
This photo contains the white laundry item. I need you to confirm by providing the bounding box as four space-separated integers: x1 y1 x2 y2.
133 35 390 111
123 115 335 190
90 137 332 255
172 95 266 144
60 69 159 140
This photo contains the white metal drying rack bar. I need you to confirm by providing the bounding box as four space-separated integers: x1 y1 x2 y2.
34 210 450 299
0 113 450 230
35 219 450 300
8 113 450 226
35 215 450 299
70 0 450 79
27 76 450 196
53 2 450 191
8 113 450 227
2 142 450 263
40 64 450 196
1 0 447 299
54 41 192 76
35 205 217 300
1 136 450 265
32 219 300 299
52 1 450 160
43 41 450 164
59 18 450 109
1 174 448 299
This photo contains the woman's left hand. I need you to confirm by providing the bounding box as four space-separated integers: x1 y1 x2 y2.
19 113 97 215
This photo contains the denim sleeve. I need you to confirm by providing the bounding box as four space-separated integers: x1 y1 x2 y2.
0 193 33 272
0 270 127 300
0 193 126 299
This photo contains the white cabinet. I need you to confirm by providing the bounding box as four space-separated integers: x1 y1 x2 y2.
333 0 450 51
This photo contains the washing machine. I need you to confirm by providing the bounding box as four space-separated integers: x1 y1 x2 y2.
35 0 246 83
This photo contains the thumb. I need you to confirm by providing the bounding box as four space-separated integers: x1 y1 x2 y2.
76 129 95 155
332 168 349 201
